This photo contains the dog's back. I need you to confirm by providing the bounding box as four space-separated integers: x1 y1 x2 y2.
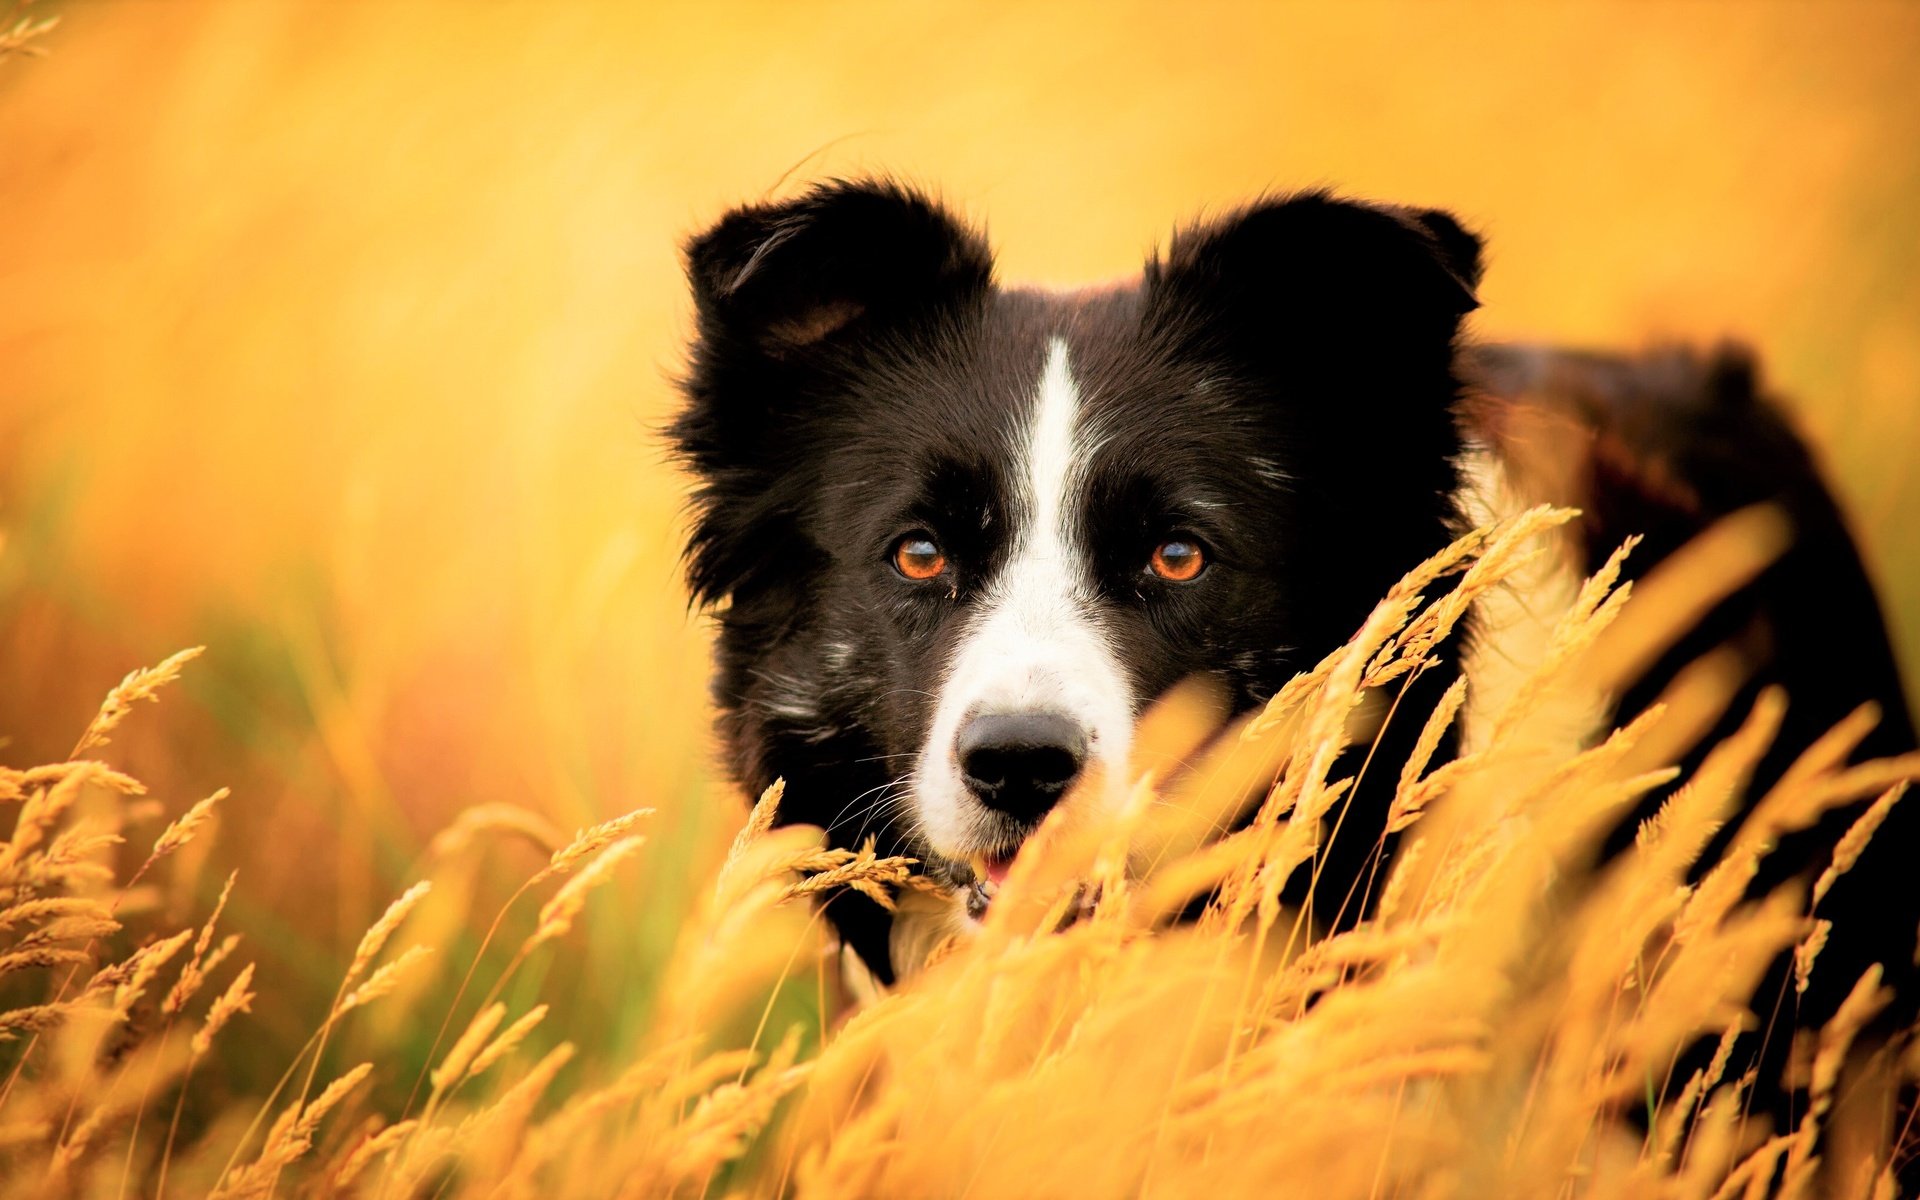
1465 340 1920 1143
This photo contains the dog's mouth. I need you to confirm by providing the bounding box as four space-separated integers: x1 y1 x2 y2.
962 853 1017 919
921 849 1017 921
970 852 1016 888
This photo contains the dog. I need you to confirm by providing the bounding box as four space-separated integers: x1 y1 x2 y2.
669 180 1916 1122
673 180 1477 975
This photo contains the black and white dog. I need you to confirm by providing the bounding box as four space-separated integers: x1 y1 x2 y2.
669 181 1917 1069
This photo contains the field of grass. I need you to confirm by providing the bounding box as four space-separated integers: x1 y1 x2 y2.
1 3 1917 1196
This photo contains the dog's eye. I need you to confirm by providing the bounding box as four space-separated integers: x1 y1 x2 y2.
892 534 948 581
1149 538 1206 582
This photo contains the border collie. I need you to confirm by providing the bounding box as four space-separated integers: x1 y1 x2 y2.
669 179 1916 1069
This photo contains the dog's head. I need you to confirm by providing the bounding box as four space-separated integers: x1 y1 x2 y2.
673 180 1478 923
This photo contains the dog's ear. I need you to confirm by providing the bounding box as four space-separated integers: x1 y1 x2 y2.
1385 204 1483 299
1150 192 1482 346
674 181 991 608
685 179 993 353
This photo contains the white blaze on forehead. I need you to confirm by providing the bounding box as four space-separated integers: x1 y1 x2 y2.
913 337 1137 857
1026 337 1081 544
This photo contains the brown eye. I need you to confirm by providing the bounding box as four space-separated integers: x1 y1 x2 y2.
1149 538 1206 582
893 534 947 581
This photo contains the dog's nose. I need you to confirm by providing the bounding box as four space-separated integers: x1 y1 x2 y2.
956 711 1088 821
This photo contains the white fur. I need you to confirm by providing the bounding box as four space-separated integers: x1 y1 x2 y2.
912 338 1136 856
1455 444 1607 765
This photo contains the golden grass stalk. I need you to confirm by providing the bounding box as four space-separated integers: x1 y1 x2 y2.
335 944 432 1016
164 869 239 1016
0 896 112 931
69 646 205 759
655 1029 808 1186
149 787 228 862
330 1117 418 1189
0 946 93 976
1812 781 1907 909
191 962 257 1059
719 777 784 884
533 807 656 884
0 1001 73 1040
341 881 432 993
1795 919 1832 998
780 839 916 911
466 1004 547 1080
109 928 193 1018
430 1002 507 1094
9 508 1920 1197
213 1061 372 1198
528 836 645 947
1780 967 1892 1194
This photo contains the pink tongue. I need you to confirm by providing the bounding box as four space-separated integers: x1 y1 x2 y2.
983 856 1014 886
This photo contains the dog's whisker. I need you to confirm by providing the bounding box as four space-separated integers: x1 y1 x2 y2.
823 777 910 836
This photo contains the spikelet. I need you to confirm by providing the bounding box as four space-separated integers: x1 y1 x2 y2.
528 836 645 947
431 1001 507 1093
70 646 205 758
719 777 785 885
533 807 656 884
468 1003 548 1079
1764 702 1883 807
781 839 916 911
653 1028 809 1187
0 1001 73 1040
1387 675 1470 834
0 763 141 882
48 1035 192 1185
7 914 121 950
110 928 193 1017
1780 967 1892 1194
330 1118 418 1189
16 822 125 894
518 1032 708 1168
297 1064 373 1136
1368 504 1580 692
334 944 432 1016
0 895 111 932
192 962 256 1057
197 931 242 979
1738 740 1920 865
213 1061 374 1198
1794 919 1831 997
1375 836 1425 924
1649 1021 1747 1163
444 1041 577 1184
148 787 228 861
1812 782 1907 909
341 880 432 991
493 1041 576 1131
0 945 95 975
164 869 238 1015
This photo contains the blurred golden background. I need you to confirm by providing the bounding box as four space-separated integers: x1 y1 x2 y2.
1 0 1916 1087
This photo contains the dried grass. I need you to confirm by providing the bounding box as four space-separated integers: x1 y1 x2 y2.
2 512 1917 1198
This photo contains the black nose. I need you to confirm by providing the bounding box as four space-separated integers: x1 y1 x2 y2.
956 711 1088 821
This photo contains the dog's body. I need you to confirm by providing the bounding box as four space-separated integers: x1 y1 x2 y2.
671 181 1915 1124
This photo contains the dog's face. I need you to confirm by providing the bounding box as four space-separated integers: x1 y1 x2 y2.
673 182 1478 946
